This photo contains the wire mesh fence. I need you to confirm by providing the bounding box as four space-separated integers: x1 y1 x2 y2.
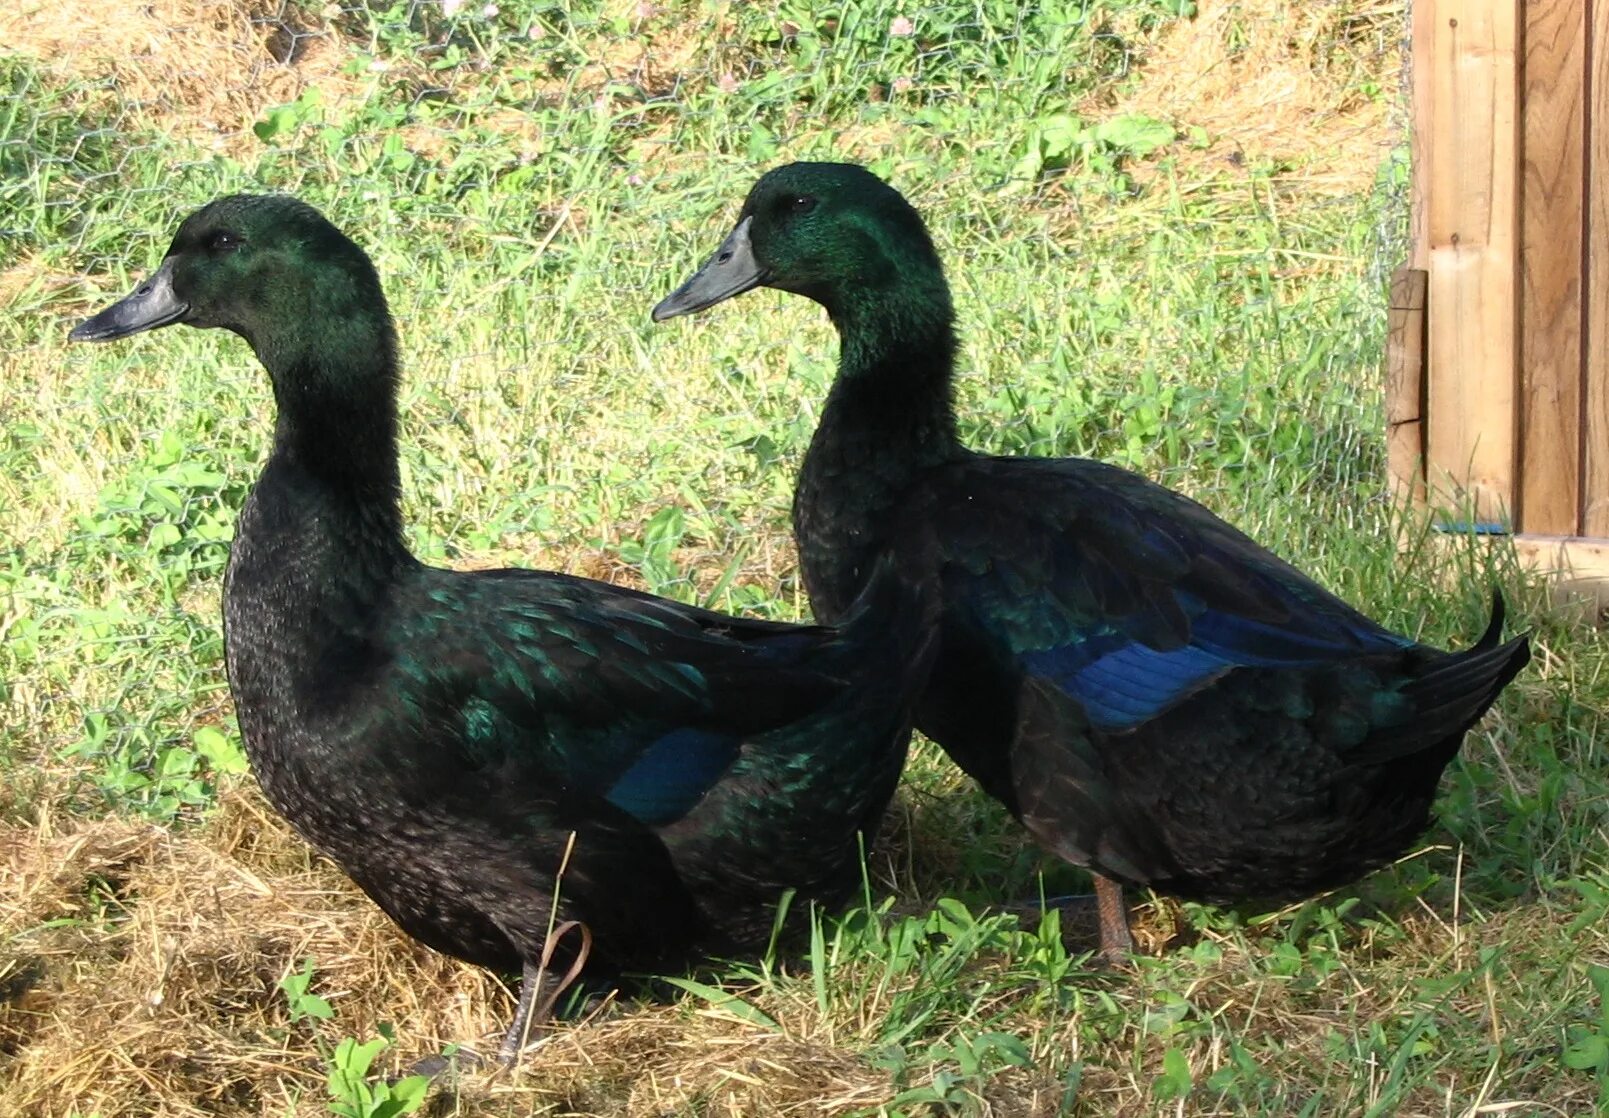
1 0 1413 513
17 8 1602 1118
2 0 1412 814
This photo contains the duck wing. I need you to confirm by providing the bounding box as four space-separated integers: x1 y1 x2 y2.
903 455 1519 746
359 568 840 826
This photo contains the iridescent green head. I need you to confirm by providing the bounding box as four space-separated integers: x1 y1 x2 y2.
70 194 391 378
653 162 948 325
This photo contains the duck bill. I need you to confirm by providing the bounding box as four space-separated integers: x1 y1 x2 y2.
652 217 766 321
69 258 190 342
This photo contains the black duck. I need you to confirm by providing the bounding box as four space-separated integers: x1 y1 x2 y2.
652 161 1531 961
70 194 933 1059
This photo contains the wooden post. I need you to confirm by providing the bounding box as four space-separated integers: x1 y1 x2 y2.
1518 0 1586 536
1403 0 1609 606
1423 0 1520 527
1409 0 1436 274
1387 268 1429 504
1587 0 1609 536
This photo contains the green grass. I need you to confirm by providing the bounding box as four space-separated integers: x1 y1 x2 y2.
3 0 1607 1114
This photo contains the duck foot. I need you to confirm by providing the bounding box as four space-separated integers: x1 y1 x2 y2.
407 1046 483 1079
497 920 594 1064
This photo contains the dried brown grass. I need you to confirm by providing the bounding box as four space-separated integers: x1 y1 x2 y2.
0 0 358 152
0 791 470 1116
1108 0 1402 196
0 786 953 1118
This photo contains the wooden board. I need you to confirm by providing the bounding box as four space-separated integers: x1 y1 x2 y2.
1409 0 1437 273
1518 0 1586 536
1511 534 1609 578
1512 534 1609 614
1423 0 1520 527
1386 268 1428 504
1415 532 1609 618
1587 0 1609 536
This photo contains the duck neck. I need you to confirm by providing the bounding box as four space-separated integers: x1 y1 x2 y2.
272 361 403 540
821 292 959 457
244 324 412 585
794 286 960 616
224 334 418 797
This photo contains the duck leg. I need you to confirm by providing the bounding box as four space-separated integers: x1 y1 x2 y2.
1005 875 1133 965
496 962 552 1063
1092 873 1133 965
497 919 592 1064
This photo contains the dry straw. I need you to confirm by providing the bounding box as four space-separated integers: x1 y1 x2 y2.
0 789 908 1116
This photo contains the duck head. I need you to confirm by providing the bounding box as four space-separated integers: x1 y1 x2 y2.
70 194 390 370
652 161 947 325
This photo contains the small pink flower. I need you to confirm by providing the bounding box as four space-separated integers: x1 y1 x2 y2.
627 173 644 186
635 1 658 19
527 21 545 39
890 16 914 36
892 76 913 94
718 72 739 93
482 3 499 17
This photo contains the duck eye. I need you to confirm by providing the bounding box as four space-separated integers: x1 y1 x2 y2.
208 230 243 253
787 195 817 215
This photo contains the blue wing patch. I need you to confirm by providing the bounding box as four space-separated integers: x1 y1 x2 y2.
1021 596 1412 731
604 728 741 825
1026 641 1236 729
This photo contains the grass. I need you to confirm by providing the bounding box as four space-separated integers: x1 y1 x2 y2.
2 0 1606 1114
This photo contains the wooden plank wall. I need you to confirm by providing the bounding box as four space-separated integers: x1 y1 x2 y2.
1386 268 1428 503
1421 0 1519 527
1587 0 1609 537
1519 0 1584 535
1409 0 1609 544
1388 0 1440 505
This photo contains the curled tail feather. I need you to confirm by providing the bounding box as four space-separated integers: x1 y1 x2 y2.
1353 590 1530 765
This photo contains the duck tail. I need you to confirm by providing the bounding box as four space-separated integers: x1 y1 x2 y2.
1469 588 1511 653
1361 591 1530 763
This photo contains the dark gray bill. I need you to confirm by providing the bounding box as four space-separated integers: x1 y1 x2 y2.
69 258 189 342
651 216 765 321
